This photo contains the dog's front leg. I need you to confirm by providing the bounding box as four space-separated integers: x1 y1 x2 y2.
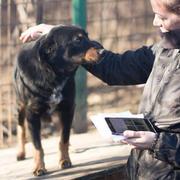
27 112 46 176
58 104 74 169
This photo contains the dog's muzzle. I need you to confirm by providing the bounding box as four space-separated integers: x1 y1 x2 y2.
84 47 105 63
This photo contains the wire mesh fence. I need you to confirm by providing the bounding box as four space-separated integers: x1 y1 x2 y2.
0 0 158 147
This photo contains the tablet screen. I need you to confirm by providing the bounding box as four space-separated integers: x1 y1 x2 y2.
105 117 156 135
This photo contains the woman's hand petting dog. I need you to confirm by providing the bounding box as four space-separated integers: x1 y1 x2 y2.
20 24 55 43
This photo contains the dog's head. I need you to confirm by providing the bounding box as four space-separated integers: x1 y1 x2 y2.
38 25 103 71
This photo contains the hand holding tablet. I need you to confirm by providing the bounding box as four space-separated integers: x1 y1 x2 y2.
91 112 156 142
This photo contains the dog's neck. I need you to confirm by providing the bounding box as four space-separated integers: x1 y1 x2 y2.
19 69 70 100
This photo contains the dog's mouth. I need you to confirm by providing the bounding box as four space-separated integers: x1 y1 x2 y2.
83 47 105 63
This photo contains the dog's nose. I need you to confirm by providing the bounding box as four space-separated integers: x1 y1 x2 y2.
97 48 105 55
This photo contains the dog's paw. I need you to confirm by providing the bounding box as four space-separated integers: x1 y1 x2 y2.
17 152 25 161
33 167 47 176
60 159 72 169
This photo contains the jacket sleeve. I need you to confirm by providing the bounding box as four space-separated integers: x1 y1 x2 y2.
153 132 180 168
83 45 156 86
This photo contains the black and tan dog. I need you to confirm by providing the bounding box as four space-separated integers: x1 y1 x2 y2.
14 25 103 176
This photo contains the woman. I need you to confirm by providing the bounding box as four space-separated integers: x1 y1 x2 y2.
20 0 180 179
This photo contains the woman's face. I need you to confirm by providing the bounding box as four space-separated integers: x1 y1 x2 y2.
150 0 180 32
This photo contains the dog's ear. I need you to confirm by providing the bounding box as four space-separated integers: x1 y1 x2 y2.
38 36 58 61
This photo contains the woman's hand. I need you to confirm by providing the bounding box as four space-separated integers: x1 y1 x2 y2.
122 130 157 149
19 24 55 43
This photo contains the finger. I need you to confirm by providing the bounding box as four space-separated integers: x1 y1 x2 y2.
20 35 28 43
123 130 142 138
125 138 149 148
20 32 39 43
20 28 38 41
20 32 30 42
31 32 42 40
19 34 26 41
120 139 137 148
122 141 137 149
22 36 31 43
129 143 147 149
124 138 144 144
121 139 128 144
20 30 30 40
121 138 139 144
131 145 137 149
123 140 141 148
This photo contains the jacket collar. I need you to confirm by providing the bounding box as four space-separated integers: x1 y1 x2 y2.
159 29 180 50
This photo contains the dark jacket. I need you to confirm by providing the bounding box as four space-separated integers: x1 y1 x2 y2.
83 42 180 180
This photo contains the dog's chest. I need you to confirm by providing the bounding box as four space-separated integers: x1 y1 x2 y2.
48 86 64 113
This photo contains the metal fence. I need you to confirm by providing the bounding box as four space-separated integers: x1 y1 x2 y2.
0 0 158 147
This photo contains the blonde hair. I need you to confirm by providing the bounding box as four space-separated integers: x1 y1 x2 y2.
162 0 180 14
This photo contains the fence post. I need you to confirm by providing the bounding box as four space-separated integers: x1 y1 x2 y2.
72 0 87 133
36 0 43 24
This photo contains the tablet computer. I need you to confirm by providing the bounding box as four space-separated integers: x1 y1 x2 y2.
105 117 156 136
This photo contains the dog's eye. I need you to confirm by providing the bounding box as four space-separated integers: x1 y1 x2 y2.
73 36 82 43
